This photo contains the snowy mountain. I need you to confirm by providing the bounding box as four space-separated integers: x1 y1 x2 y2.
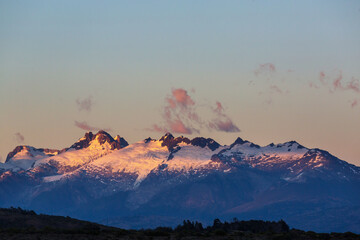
1 131 360 233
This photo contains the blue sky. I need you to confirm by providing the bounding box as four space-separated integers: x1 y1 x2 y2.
1 0 360 165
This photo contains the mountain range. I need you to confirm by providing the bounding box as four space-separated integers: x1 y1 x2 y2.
1 130 360 233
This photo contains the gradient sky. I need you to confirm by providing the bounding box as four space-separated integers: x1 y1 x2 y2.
1 1 360 165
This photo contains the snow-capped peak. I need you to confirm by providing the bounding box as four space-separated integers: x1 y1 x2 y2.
4 146 59 170
159 132 174 141
160 133 190 150
69 131 128 151
230 137 260 149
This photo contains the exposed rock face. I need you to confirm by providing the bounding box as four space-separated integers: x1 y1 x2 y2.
230 137 260 149
112 135 129 150
69 132 95 150
160 133 190 151
190 137 220 151
6 146 59 163
69 131 128 151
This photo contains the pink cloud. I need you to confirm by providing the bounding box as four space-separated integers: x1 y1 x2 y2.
309 82 319 88
314 70 360 108
332 71 343 90
157 88 200 134
351 99 358 108
209 101 240 133
318 70 360 94
169 88 195 108
167 98 176 109
209 119 240 133
169 119 192 134
148 124 168 133
319 71 326 85
15 132 25 143
254 63 276 76
214 102 224 114
270 85 283 94
74 121 111 132
346 77 360 93
76 96 93 112
148 88 239 134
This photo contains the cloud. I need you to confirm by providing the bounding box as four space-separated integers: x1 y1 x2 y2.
254 63 276 76
351 99 358 108
251 63 291 105
148 124 167 133
74 121 111 132
332 71 343 91
309 82 319 89
346 77 360 93
76 96 93 112
170 88 195 107
209 119 240 132
15 132 24 143
208 101 240 133
319 71 326 85
269 85 283 94
311 70 360 108
158 88 200 134
169 119 192 134
148 88 239 134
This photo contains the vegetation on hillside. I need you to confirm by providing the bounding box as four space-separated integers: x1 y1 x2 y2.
0 207 359 239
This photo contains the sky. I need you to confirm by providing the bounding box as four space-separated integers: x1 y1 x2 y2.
1 0 360 165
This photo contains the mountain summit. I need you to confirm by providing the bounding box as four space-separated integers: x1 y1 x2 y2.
1 131 360 233
70 130 128 150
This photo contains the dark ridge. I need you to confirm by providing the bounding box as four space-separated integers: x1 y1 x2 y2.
285 140 306 149
112 135 129 150
69 132 95 150
167 146 181 160
69 131 128 151
190 137 220 151
159 132 174 141
95 130 115 145
144 137 153 143
5 146 59 162
160 133 190 151
232 137 247 145
0 209 358 239
0 207 114 232
176 218 289 234
230 137 260 149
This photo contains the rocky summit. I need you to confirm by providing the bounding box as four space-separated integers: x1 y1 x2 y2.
0 131 360 233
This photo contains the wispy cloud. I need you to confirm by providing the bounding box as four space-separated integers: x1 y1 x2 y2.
149 88 239 134
346 77 360 93
161 88 200 134
310 70 360 108
309 82 319 89
351 99 358 108
76 96 93 112
15 132 24 143
251 63 290 105
254 63 276 77
208 102 240 132
319 71 326 85
74 121 111 132
269 84 284 94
